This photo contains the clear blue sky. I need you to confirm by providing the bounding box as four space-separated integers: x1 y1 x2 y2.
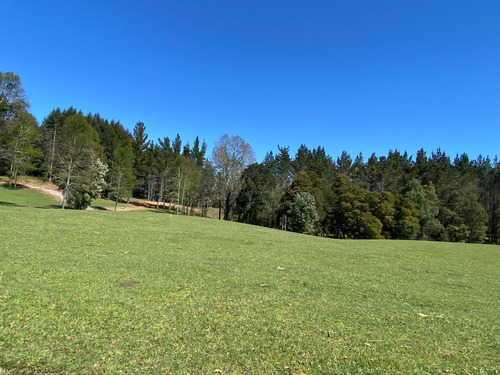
2 0 499 162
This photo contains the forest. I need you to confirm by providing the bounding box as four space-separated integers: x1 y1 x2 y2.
1 71 499 244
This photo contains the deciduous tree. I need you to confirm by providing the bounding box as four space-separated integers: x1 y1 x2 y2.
0 72 29 124
211 134 255 220
54 114 102 209
0 112 42 187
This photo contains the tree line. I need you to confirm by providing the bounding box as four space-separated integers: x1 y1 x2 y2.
1 72 499 244
237 147 499 244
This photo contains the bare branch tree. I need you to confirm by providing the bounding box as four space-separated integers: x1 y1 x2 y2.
211 134 255 220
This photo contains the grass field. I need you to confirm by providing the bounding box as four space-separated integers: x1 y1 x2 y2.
0 184 60 208
0 191 499 374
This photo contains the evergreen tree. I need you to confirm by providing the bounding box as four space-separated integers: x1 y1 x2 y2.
292 144 311 174
235 163 277 227
40 107 78 182
132 121 149 197
369 191 396 239
309 146 336 182
477 156 500 243
109 146 135 210
366 153 383 192
198 161 216 217
336 150 353 176
86 113 132 164
155 137 174 210
402 179 442 240
173 133 182 155
328 175 384 239
191 136 207 166
415 148 430 183
182 143 191 158
392 194 420 240
351 152 367 188
275 145 293 191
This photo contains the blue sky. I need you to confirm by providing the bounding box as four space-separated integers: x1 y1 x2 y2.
2 0 499 162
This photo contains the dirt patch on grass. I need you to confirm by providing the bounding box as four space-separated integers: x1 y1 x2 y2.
107 205 149 211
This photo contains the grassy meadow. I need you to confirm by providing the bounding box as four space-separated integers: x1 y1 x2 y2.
0 189 499 374
0 183 60 209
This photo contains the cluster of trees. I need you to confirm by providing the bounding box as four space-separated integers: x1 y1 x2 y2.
235 147 500 244
1 72 499 244
0 72 254 215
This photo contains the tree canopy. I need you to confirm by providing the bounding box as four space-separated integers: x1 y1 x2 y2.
1 71 499 244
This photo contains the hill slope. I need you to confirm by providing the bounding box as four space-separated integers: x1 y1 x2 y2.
0 207 498 374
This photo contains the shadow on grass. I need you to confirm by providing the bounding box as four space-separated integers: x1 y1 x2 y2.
0 184 61 209
129 200 162 209
149 210 203 218
149 209 177 215
40 204 63 209
0 201 61 209
0 184 29 191
127 201 144 207
0 201 21 207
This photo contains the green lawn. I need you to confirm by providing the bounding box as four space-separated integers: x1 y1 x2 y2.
0 184 59 208
0 205 498 374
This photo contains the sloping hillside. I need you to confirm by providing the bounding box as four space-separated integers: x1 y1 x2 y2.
0 206 499 374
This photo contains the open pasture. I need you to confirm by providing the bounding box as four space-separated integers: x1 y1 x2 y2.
0 203 498 374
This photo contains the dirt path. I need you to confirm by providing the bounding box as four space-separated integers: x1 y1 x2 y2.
2 180 158 211
1 180 62 202
1 180 63 204
24 183 64 201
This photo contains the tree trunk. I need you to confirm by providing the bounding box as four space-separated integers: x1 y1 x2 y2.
181 178 187 215
62 185 69 209
61 162 73 210
224 192 231 220
176 168 183 214
156 179 164 210
11 165 19 189
147 175 154 201
48 127 57 183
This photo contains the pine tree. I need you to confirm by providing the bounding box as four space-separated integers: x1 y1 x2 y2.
132 122 149 197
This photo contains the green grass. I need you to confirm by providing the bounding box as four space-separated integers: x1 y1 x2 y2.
0 184 59 208
0 206 499 374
